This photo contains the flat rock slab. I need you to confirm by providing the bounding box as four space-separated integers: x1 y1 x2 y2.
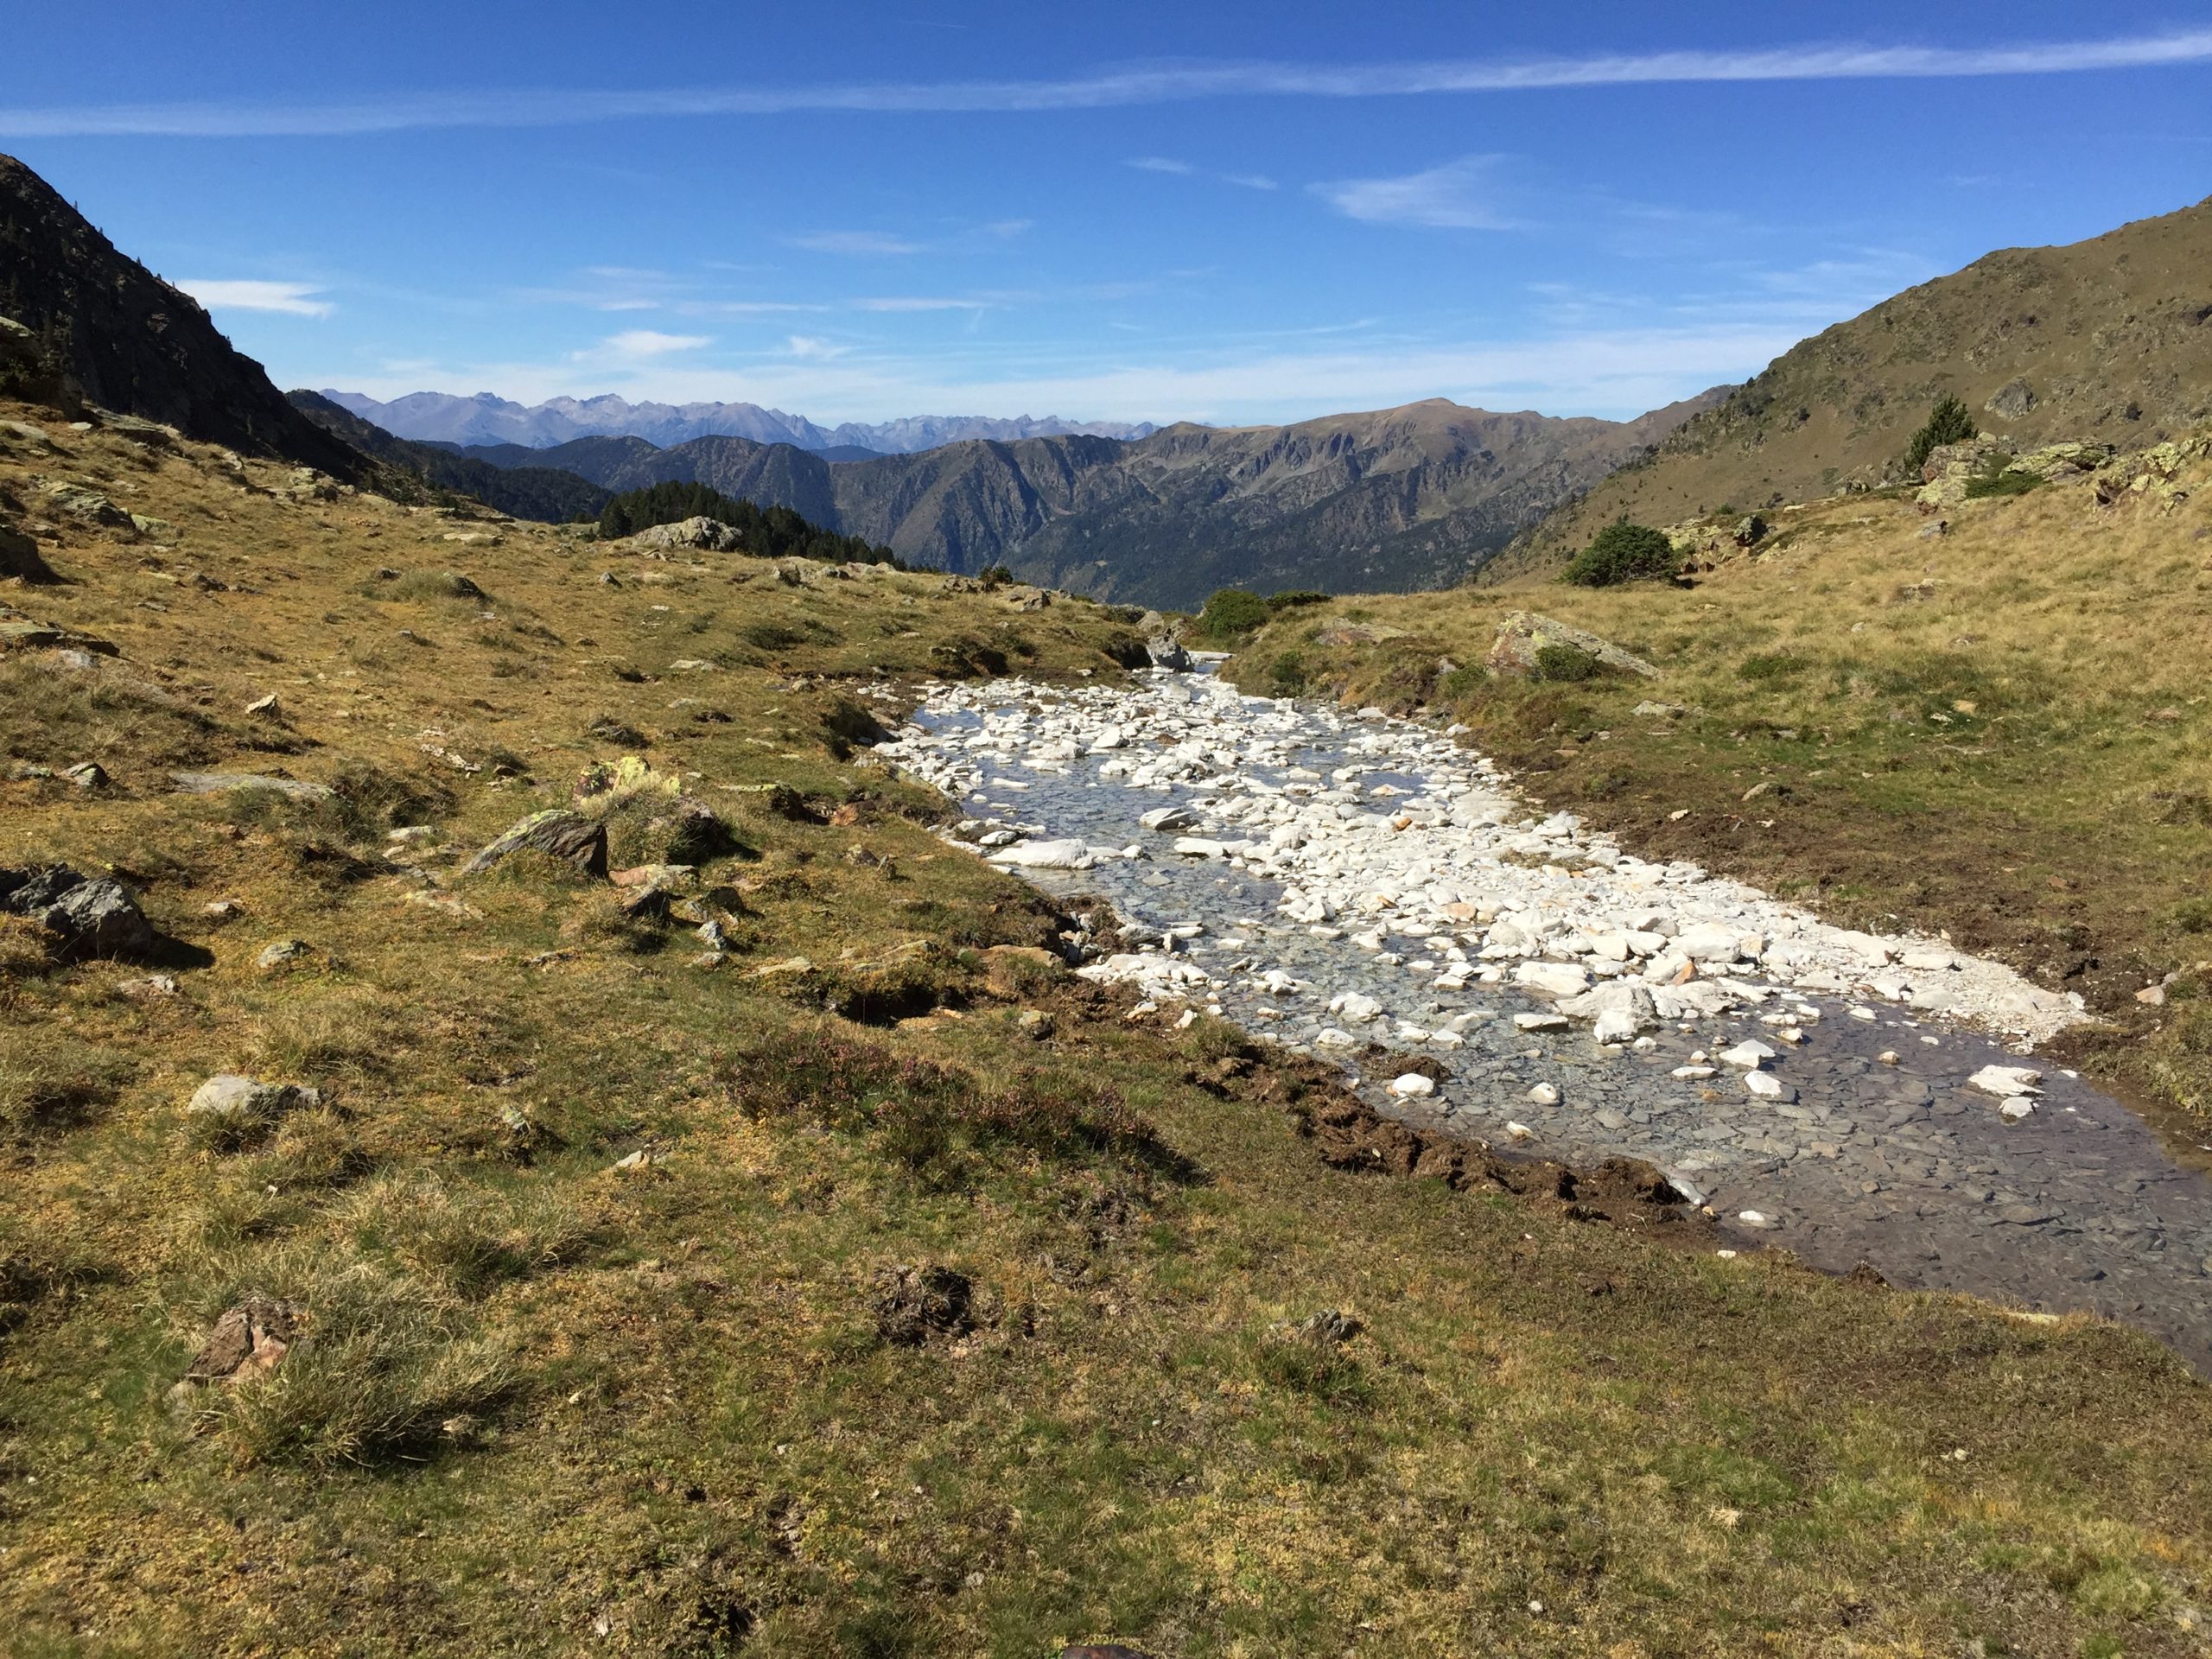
170 771 333 800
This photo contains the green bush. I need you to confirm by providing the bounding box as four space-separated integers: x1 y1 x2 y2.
1531 644 1602 683
1440 665 1489 701
1965 468 2039 499
1265 589 1330 612
1902 396 1977 474
1563 521 1678 588
1265 651 1310 696
1197 588 1271 639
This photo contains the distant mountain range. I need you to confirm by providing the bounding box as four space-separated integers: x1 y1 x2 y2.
1509 194 2212 571
439 395 1721 607
321 390 1157 455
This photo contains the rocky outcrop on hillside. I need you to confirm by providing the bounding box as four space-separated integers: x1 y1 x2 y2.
1509 194 2212 573
0 154 371 480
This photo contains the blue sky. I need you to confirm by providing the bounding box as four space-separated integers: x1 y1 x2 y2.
5 3 2209 428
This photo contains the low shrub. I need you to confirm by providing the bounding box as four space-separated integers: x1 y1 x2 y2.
1531 644 1602 683
1563 521 1679 588
1196 588 1271 640
1266 651 1311 696
1965 469 2040 499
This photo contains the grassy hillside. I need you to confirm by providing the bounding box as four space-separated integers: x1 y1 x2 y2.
1224 431 2212 1122
3 401 2211 1656
1507 195 2212 575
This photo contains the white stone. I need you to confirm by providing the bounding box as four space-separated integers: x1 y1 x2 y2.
985 837 1091 869
1527 1084 1560 1105
1718 1040 1776 1069
1388 1073 1435 1098
1967 1065 2044 1097
1514 962 1591 998
1744 1071 1791 1101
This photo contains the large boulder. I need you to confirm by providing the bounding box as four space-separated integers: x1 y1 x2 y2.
0 523 54 582
1489 613 1659 680
463 809 609 878
627 516 743 553
41 482 135 532
0 866 155 958
1984 378 2037 421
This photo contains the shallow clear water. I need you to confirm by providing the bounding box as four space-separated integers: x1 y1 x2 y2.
902 681 2212 1373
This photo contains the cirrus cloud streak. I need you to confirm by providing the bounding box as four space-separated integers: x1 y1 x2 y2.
7 29 2209 137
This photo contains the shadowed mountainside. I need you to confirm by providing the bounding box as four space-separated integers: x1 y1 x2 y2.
0 153 372 480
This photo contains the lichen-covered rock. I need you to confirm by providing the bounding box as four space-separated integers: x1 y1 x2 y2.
42 482 134 531
463 809 609 878
1984 377 2037 420
1489 611 1659 680
627 515 743 553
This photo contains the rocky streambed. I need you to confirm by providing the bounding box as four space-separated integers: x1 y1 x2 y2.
874 665 2212 1372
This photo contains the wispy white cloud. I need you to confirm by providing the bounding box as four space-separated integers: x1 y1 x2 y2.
179 278 334 316
786 335 847 359
1313 156 1516 229
1127 156 1277 190
850 296 994 313
596 329 710 357
786 230 924 256
16 29 2208 136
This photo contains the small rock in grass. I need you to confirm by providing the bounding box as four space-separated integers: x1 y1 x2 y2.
186 1074 320 1128
257 938 312 971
